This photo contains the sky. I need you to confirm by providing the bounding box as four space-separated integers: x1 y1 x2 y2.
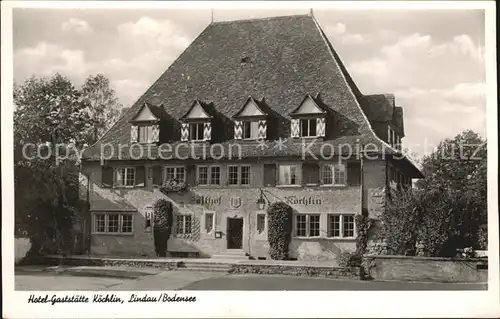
12 7 487 157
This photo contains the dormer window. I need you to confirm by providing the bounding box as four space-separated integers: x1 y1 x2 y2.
180 100 213 142
243 121 259 140
290 94 327 138
190 123 205 141
300 118 317 137
129 102 161 144
233 97 268 140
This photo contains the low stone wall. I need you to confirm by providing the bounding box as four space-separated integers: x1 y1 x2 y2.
363 255 488 283
15 237 31 265
230 263 361 279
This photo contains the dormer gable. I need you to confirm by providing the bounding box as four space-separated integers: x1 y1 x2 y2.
180 100 214 142
233 97 267 118
290 94 327 138
290 94 327 117
129 102 161 144
233 97 269 140
181 100 213 121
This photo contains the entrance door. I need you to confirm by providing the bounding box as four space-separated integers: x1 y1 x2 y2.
227 218 243 249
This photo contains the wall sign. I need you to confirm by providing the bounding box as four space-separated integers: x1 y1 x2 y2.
192 195 222 206
284 196 322 206
144 205 154 232
215 231 223 238
230 197 242 209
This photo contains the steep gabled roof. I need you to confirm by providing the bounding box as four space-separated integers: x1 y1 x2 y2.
83 13 418 175
129 102 163 123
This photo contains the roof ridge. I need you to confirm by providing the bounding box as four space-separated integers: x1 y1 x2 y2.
212 14 310 25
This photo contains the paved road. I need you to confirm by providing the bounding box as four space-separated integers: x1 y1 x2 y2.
15 267 487 291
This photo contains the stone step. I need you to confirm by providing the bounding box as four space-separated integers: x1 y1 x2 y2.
176 266 231 273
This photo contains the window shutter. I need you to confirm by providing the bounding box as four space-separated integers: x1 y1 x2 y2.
302 163 319 185
347 162 361 186
263 164 277 187
152 166 163 186
102 166 114 188
291 119 299 138
135 166 145 187
234 120 242 140
186 165 196 186
151 124 160 143
130 125 138 143
316 117 325 137
181 123 189 141
203 122 212 141
257 120 267 140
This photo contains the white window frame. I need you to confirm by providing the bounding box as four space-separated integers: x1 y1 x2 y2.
294 213 321 238
92 213 134 235
204 211 215 233
242 120 259 140
115 167 136 187
321 163 346 186
175 214 193 235
327 214 356 239
197 165 221 186
189 122 205 141
165 166 186 183
278 164 302 186
227 165 251 186
299 118 317 137
138 124 153 144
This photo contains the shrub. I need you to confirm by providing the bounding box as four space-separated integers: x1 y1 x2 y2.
153 199 173 257
267 202 293 260
159 179 187 194
477 226 487 250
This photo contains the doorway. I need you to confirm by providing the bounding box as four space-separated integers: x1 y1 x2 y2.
227 218 243 249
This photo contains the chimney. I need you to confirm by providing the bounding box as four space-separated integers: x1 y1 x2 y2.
384 94 395 107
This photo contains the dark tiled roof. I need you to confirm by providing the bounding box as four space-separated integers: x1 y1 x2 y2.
82 14 419 176
363 94 394 122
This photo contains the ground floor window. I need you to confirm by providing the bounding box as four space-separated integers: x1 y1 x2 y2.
93 213 133 234
205 213 214 233
295 214 320 237
327 214 355 238
176 215 192 234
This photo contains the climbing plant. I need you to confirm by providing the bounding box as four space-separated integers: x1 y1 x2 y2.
267 202 293 260
153 199 173 257
355 212 374 255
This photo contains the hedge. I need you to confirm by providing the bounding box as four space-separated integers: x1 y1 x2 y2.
153 199 173 257
267 202 293 260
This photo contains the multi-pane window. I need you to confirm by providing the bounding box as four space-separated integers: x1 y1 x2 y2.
228 166 239 185
108 214 119 233
257 214 266 234
93 213 133 234
327 214 355 238
228 165 251 185
198 166 209 185
121 215 133 233
210 166 220 185
138 125 153 143
241 166 250 185
300 119 317 137
322 164 346 185
190 123 205 141
205 213 214 233
176 215 192 234
242 121 259 139
295 214 320 237
278 165 301 185
197 166 220 185
116 167 135 187
95 214 106 233
166 167 185 183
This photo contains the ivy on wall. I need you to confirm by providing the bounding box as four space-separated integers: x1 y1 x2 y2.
267 202 293 260
153 199 173 257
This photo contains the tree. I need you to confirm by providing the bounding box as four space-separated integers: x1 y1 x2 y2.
14 74 93 255
382 130 487 257
80 74 122 144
